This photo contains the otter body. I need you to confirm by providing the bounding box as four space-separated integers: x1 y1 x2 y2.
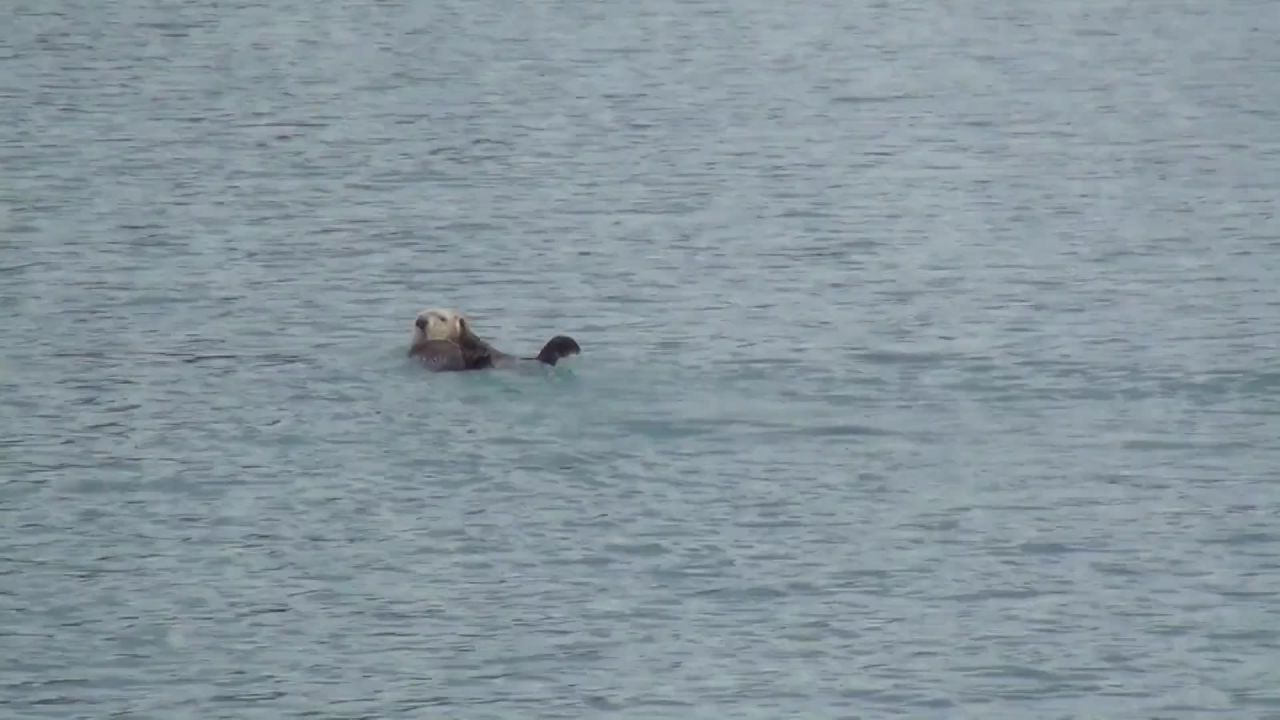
407 308 579 373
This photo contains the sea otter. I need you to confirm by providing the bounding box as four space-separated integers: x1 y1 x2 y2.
407 308 580 372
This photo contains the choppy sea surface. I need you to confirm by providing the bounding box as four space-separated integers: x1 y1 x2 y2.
3 0 1279 717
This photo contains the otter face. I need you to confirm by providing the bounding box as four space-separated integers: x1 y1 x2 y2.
412 308 471 344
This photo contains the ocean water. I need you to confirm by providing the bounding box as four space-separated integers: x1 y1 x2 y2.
3 0 1279 717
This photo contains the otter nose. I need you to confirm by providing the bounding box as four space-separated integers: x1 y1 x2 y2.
415 317 428 330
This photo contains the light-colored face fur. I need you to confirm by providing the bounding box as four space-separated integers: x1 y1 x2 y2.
411 308 472 345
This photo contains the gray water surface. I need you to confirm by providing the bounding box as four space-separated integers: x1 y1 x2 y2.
3 0 1280 717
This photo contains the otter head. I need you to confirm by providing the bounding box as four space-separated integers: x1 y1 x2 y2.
411 308 473 345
